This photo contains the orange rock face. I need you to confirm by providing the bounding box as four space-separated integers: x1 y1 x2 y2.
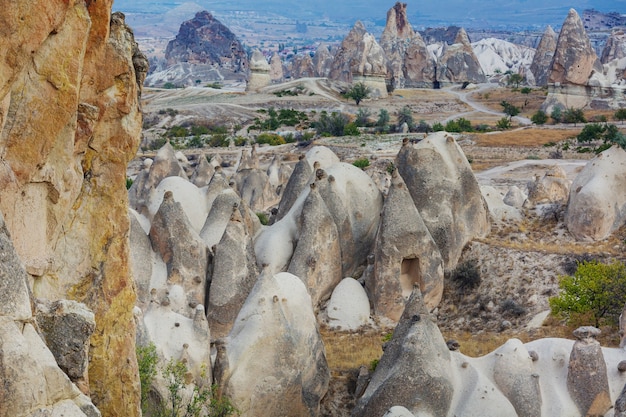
0 1 147 416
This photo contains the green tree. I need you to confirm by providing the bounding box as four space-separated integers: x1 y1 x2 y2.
500 101 520 120
496 117 511 130
550 107 562 124
615 108 626 124
344 82 372 106
137 343 159 415
313 111 350 136
577 123 606 144
549 261 626 327
507 73 524 88
396 106 414 130
531 110 548 125
377 109 390 129
563 108 586 126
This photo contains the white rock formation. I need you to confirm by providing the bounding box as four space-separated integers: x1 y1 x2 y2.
326 277 372 330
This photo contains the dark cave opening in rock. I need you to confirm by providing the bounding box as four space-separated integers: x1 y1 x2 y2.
400 257 421 298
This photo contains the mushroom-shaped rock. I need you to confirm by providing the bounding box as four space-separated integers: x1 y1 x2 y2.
352 289 454 417
565 146 626 240
247 48 271 92
287 183 342 311
567 326 611 416
366 170 444 322
326 277 371 330
214 272 330 417
269 52 284 83
396 133 490 271
149 191 209 316
207 205 259 339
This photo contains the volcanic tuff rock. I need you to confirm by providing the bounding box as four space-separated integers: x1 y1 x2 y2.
312 44 334 78
436 28 487 85
165 10 247 72
601 30 626 64
269 52 285 83
549 9 602 85
565 145 626 241
530 25 558 86
247 49 271 92
0 2 145 414
291 54 316 79
329 21 388 97
396 134 490 272
380 2 436 89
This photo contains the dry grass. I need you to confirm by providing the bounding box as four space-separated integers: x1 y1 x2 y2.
320 327 384 371
471 128 577 147
470 87 547 118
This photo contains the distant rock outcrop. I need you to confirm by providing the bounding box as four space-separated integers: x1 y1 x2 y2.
329 21 388 97
530 25 558 86
165 11 247 71
269 52 285 83
380 2 436 89
291 53 316 79
436 28 487 86
312 44 334 78
601 30 626 64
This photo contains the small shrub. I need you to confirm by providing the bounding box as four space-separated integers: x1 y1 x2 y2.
451 259 481 290
520 87 532 94
256 212 269 225
126 177 134 190
531 110 548 125
369 358 380 372
550 260 626 327
432 122 444 132
343 122 361 136
136 343 158 414
256 133 285 146
414 120 433 133
353 158 370 169
149 137 168 150
496 117 511 130
207 134 229 147
500 299 527 317
386 162 395 174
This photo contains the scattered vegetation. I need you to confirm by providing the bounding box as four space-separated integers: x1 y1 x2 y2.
250 107 309 131
313 111 351 137
530 110 548 125
500 101 520 120
272 85 305 97
396 106 414 131
352 158 370 169
576 122 626 152
550 260 626 328
444 117 472 133
255 132 286 146
615 108 626 124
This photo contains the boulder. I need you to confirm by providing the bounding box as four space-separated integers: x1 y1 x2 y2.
149 191 209 316
481 186 523 223
207 205 259 339
214 272 330 417
352 289 454 417
366 170 444 322
503 185 527 208
548 9 602 85
565 146 626 240
567 327 612 416
326 278 371 330
396 134 490 271
530 25 558 86
527 166 571 206
287 183 342 311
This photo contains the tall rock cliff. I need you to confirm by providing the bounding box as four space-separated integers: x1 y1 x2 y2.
380 2 436 89
530 25 558 86
0 1 146 416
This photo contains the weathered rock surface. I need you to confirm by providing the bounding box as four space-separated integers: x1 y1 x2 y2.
269 52 285 83
380 2 436 89
527 166 571 206
164 10 247 73
0 3 145 414
481 186 523 222
247 49 271 92
291 54 316 79
549 9 602 85
352 289 454 417
436 28 487 85
565 145 626 240
601 30 626 64
312 45 334 78
329 21 388 97
367 170 444 322
288 183 342 311
396 134 490 271
530 25 558 86
567 327 612 416
214 272 330 417
275 155 314 222
325 278 371 331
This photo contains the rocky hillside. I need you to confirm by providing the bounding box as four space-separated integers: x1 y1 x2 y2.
0 1 146 416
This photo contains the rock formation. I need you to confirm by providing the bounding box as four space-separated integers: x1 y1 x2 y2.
329 21 388 97
601 30 626 64
247 49 271 92
526 166 571 206
366 170 444 322
396 134 490 271
549 9 602 86
291 54 316 79
269 52 285 83
530 25 558 86
436 28 487 86
565 145 626 241
165 10 247 72
214 272 330 417
325 278 371 330
380 2 436 89
0 3 146 414
312 44 334 78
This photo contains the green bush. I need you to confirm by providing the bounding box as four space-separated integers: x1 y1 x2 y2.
136 343 159 415
150 137 168 150
520 87 532 94
432 122 444 132
549 260 626 327
615 108 626 124
531 110 548 125
352 158 370 169
445 118 472 133
343 122 361 136
496 117 511 130
313 112 350 137
207 134 229 147
256 133 285 146
126 177 134 190
256 212 269 225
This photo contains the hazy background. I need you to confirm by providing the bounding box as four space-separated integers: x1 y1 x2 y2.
113 0 626 29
